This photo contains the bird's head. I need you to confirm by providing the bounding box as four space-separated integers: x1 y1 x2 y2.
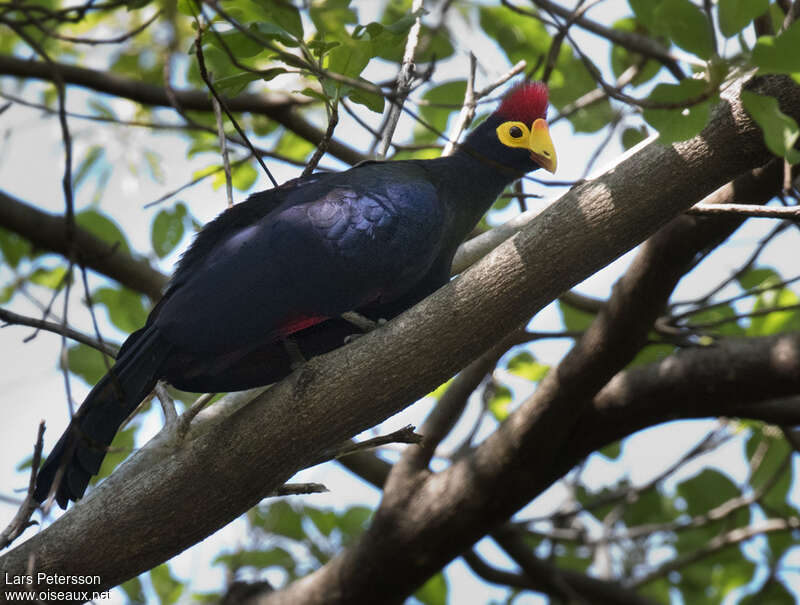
463 81 557 175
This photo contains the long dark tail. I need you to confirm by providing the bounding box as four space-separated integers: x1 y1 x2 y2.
34 327 170 508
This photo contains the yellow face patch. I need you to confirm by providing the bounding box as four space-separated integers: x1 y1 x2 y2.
496 118 557 173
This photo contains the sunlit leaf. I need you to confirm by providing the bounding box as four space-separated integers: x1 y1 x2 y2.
76 209 131 255
414 573 447 605
752 21 800 75
741 90 800 163
66 343 110 386
150 564 184 605
654 0 715 59
506 351 549 382
0 226 32 268
214 547 295 572
151 202 188 258
643 80 716 144
93 286 149 333
488 384 512 421
718 0 769 38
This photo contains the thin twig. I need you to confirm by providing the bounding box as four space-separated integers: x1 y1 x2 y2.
0 306 117 355
269 483 329 497
0 422 45 550
376 0 425 159
212 96 234 208
687 203 800 220
319 425 423 464
442 53 477 156
194 28 278 187
302 100 339 178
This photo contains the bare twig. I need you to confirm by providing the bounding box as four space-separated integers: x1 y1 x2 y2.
270 483 329 497
376 0 425 159
302 100 339 178
211 97 234 208
687 202 800 219
194 29 278 187
0 422 45 550
0 307 117 355
320 425 423 463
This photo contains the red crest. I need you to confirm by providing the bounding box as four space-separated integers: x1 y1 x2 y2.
495 82 549 123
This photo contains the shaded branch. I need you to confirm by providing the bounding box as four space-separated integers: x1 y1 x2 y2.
2 75 798 600
0 54 367 166
0 189 167 300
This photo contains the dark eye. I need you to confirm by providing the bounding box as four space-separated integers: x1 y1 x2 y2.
509 126 523 138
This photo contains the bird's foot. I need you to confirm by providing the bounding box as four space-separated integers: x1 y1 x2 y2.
341 312 386 344
283 338 307 370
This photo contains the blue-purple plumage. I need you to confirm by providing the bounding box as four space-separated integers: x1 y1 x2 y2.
34 83 555 507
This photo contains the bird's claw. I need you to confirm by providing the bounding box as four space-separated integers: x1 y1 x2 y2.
282 338 307 370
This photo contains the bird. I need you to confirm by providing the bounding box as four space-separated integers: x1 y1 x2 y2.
33 81 556 509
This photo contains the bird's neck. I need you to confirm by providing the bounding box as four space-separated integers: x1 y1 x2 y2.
427 148 521 237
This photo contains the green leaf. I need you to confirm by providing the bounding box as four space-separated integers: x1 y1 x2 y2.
0 226 32 269
120 577 146 605
746 428 792 510
275 130 315 162
752 21 800 75
610 18 662 85
214 547 295 572
418 80 466 141
349 84 385 113
622 126 649 150
488 384 512 421
718 0 769 38
557 299 595 332
506 352 549 382
628 0 665 33
479 5 551 66
73 146 104 191
250 500 305 540
306 507 338 537
66 343 110 385
628 342 675 367
75 209 131 255
655 0 715 59
676 469 741 517
93 425 136 481
213 161 258 192
598 440 621 460
252 0 303 39
339 505 371 541
687 303 746 336
207 30 265 59
93 286 149 333
623 488 680 527
151 203 188 259
643 80 715 144
741 90 800 163
30 265 68 289
149 564 184 605
414 573 448 605
310 0 358 39
748 286 800 335
213 72 263 97
740 579 795 605
377 1 453 63
737 266 780 291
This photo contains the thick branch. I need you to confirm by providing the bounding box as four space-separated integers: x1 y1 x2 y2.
0 189 167 299
1 75 797 600
0 54 366 166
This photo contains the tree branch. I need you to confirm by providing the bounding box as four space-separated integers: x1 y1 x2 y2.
0 189 167 300
0 54 367 166
1 75 797 600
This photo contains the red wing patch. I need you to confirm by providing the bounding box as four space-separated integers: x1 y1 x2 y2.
274 313 328 338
